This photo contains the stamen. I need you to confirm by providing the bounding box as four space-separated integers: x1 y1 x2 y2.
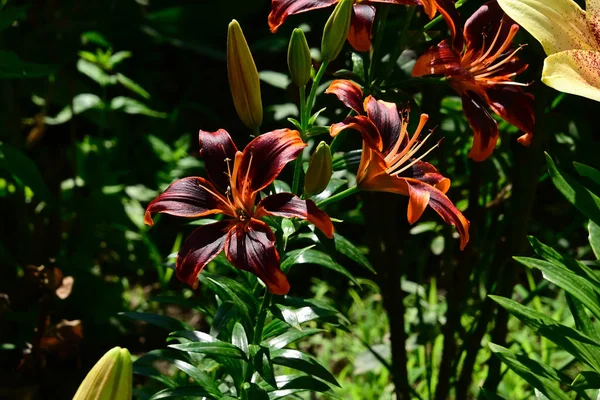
386 130 434 174
391 139 442 176
471 20 505 67
385 114 429 167
474 45 525 77
470 24 519 74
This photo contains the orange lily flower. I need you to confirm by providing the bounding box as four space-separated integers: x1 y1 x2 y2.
145 129 334 295
269 0 460 52
326 79 470 249
412 0 534 161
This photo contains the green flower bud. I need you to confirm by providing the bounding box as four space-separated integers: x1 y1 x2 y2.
73 347 132 400
321 0 353 62
227 20 263 131
288 28 312 87
305 141 333 196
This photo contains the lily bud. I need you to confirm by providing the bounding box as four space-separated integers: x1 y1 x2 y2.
227 20 263 131
288 28 312 87
73 347 132 400
321 0 352 62
305 141 333 196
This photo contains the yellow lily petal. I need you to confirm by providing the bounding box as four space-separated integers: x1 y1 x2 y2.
542 49 600 102
497 0 596 54
587 0 600 45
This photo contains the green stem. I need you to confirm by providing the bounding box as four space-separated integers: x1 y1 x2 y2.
253 291 272 346
368 4 390 84
317 185 359 207
292 86 308 194
423 0 466 31
305 61 329 126
291 156 303 194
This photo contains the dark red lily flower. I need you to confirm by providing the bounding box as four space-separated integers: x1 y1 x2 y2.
412 0 534 161
326 79 470 249
144 129 334 295
269 0 460 52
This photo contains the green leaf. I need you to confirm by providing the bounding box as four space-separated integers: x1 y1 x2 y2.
306 126 330 138
0 143 53 203
574 162 600 187
571 371 600 389
133 364 177 388
334 233 375 274
280 248 359 285
266 328 325 350
110 97 167 118
250 345 276 388
259 70 291 89
169 340 247 360
589 220 600 260
546 153 600 226
267 374 334 399
77 59 113 86
44 94 102 125
567 295 600 343
116 73 151 99
490 295 600 370
147 135 174 163
488 343 571 400
201 274 257 328
148 386 213 399
171 359 222 398
332 150 361 171
244 383 269 400
119 312 191 331
515 257 600 319
528 236 600 285
232 322 249 355
478 388 506 400
262 319 292 341
0 50 57 78
271 349 340 387
210 301 237 337
109 51 132 67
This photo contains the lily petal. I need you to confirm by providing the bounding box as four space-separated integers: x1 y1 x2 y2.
407 182 430 224
330 115 383 151
412 40 464 78
497 0 596 54
144 177 229 226
225 219 290 295
363 96 402 155
464 1 515 57
588 0 600 47
542 49 600 102
235 129 306 200
348 4 375 52
403 160 451 193
269 0 338 33
176 221 232 288
404 179 470 250
487 86 535 140
199 129 238 192
255 192 334 238
461 93 499 162
325 79 365 114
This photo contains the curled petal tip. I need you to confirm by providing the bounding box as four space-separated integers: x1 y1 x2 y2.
517 132 533 146
144 211 154 226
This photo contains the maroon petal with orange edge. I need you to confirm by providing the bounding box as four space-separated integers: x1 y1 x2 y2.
348 4 375 52
461 93 499 162
225 219 290 295
407 181 431 224
404 178 470 250
464 0 514 56
435 0 463 50
255 192 334 238
330 116 382 151
235 129 306 197
326 79 365 115
486 86 534 144
269 0 337 32
402 160 451 193
412 40 463 78
363 96 401 155
144 177 229 226
199 129 238 192
176 220 232 288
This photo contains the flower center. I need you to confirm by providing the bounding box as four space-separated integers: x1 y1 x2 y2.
462 20 528 88
383 113 440 176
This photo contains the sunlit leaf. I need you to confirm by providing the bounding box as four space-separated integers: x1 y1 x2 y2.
250 345 276 388
171 359 221 397
169 341 246 360
271 349 340 387
488 343 571 400
571 371 600 389
574 162 600 187
116 73 151 99
333 233 375 274
281 248 359 285
0 143 53 204
589 220 600 260
148 386 213 399
265 328 324 350
110 97 167 118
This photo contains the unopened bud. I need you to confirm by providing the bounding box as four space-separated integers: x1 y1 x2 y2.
321 0 352 62
305 141 333 196
288 28 312 87
227 20 263 131
73 347 132 400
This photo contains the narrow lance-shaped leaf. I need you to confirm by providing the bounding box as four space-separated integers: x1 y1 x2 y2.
271 349 340 387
